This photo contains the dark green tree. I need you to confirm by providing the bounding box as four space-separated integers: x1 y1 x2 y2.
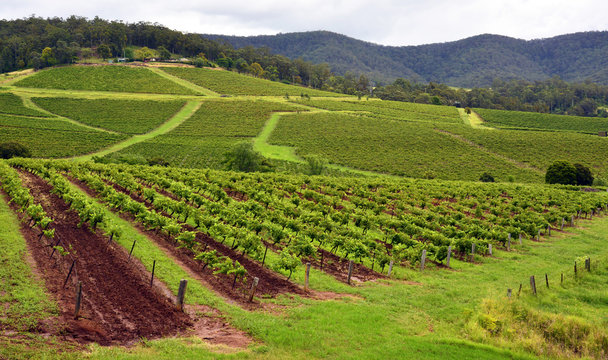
573 163 594 185
545 161 577 185
97 44 112 59
304 155 328 175
222 142 272 173
0 142 31 159
479 172 495 182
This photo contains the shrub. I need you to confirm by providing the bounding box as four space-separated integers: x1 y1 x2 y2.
574 163 594 186
0 142 31 159
545 161 577 185
479 172 495 182
222 142 272 173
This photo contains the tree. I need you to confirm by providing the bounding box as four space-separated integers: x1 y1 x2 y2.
157 46 171 60
96 44 111 59
0 142 31 159
479 172 495 182
248 62 264 78
304 155 328 175
134 46 155 61
574 163 594 186
40 47 56 66
222 142 272 173
545 161 577 185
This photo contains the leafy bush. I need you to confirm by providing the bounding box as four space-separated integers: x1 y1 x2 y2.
479 172 495 182
574 163 594 186
546 161 577 185
222 142 272 173
0 142 31 159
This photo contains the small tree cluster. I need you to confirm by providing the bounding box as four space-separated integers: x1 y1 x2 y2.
0 142 31 159
545 161 593 186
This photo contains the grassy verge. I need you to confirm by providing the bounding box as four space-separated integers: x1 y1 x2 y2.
0 192 66 359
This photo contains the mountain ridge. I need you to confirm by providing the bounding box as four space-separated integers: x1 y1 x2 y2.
202 30 608 87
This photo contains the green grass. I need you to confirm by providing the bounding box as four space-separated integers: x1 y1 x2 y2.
0 92 50 117
0 192 62 359
476 107 608 133
161 67 343 97
0 114 128 157
268 111 541 182
31 97 186 134
13 65 197 95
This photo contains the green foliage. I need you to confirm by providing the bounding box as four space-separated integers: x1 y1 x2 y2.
274 249 300 280
32 97 185 134
14 65 196 94
161 67 341 96
479 173 495 183
0 93 49 117
574 163 594 186
476 108 608 133
546 161 577 185
222 142 272 173
304 155 328 175
0 114 127 158
0 141 31 159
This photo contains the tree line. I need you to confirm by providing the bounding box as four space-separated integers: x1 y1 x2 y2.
2 16 607 117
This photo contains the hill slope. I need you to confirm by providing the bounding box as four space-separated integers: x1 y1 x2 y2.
203 31 608 87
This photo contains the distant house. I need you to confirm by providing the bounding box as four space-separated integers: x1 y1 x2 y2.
117 58 127 63
599 131 607 137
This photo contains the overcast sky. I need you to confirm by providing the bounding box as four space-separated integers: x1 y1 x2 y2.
2 0 607 46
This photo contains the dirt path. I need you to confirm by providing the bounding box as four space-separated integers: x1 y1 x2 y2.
17 170 192 345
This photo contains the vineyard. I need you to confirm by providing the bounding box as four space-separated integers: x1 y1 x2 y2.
475 107 608 133
2 63 608 358
161 67 342 97
13 65 197 94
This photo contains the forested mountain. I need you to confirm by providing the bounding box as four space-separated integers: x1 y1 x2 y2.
203 31 608 87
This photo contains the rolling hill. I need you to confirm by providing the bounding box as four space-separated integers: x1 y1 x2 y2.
203 30 608 87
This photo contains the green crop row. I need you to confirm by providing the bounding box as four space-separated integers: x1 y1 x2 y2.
269 112 542 182
0 92 49 117
32 97 185 134
476 108 608 133
13 65 197 94
161 67 342 97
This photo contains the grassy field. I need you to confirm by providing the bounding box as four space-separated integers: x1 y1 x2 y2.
31 97 186 134
13 65 197 95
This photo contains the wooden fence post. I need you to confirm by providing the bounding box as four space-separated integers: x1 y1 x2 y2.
387 260 394 276
530 275 537 295
537 229 541 241
519 233 522 245
470 243 476 261
63 260 76 288
176 279 188 311
561 218 564 230
347 260 354 284
507 288 512 298
74 281 82 320
571 215 575 226
150 260 156 287
545 273 549 288
305 263 311 291
517 283 522 297
585 258 591 271
547 225 551 236
128 240 136 261
420 250 427 271
248 277 259 302
507 233 511 251
446 245 452 267
561 273 564 285
488 244 493 256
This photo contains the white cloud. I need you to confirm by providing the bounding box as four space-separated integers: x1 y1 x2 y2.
1 0 606 45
